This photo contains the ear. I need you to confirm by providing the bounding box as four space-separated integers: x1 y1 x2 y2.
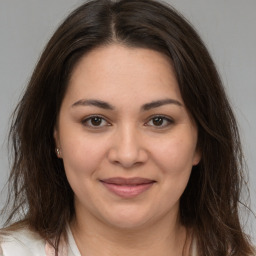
53 127 62 158
192 148 201 166
53 127 59 144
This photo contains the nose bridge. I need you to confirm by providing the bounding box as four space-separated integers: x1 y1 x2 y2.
119 122 138 152
108 122 147 168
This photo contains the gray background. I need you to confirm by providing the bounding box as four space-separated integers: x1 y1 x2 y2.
0 0 255 242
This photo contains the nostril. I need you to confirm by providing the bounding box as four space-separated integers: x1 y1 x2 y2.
107 147 148 168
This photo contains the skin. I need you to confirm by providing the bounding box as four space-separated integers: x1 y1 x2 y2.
54 44 200 256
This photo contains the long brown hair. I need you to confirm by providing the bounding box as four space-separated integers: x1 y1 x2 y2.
1 0 255 255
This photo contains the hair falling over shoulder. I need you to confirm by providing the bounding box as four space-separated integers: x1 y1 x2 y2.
1 0 255 255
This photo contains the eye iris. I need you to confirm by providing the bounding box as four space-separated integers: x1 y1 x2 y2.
91 117 102 126
153 117 164 126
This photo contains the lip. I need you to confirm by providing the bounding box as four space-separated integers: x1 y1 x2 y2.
100 177 156 198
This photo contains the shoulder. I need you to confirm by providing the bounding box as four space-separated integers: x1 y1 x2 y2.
0 227 45 256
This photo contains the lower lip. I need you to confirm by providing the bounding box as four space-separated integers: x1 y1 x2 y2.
101 182 154 198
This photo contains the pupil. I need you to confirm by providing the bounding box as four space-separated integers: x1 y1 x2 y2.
91 117 102 126
153 117 163 126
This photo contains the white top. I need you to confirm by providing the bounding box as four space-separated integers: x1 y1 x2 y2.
0 226 81 256
0 226 197 256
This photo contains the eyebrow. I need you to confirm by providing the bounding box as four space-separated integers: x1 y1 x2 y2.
72 99 115 110
141 98 183 111
71 98 183 111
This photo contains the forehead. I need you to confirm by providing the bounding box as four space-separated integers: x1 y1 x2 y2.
64 44 183 106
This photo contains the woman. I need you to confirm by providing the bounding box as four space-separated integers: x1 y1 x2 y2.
0 0 255 255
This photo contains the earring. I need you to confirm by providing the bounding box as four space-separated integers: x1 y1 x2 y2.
56 148 61 157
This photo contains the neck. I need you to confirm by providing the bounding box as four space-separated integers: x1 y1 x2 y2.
70 210 191 256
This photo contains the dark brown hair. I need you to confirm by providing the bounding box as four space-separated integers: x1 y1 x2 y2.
1 0 255 255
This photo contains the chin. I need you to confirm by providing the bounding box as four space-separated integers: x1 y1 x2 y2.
107 218 150 231
101 209 155 231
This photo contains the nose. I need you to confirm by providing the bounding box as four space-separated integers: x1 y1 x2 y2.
107 125 148 168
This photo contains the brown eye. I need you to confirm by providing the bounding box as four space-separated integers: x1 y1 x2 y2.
91 117 103 126
82 116 109 128
146 115 174 128
152 117 164 126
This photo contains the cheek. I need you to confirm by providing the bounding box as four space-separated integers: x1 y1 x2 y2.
60 134 107 179
152 138 196 206
152 136 197 175
60 136 108 202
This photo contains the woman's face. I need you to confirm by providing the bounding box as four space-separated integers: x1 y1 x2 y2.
55 44 200 229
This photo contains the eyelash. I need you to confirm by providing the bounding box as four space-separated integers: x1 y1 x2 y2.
145 115 174 128
81 115 174 129
81 115 110 128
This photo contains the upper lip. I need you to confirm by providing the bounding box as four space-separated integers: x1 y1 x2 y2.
100 177 155 185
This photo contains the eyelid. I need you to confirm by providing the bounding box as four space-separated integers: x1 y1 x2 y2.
81 114 174 129
81 115 111 128
144 115 174 128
